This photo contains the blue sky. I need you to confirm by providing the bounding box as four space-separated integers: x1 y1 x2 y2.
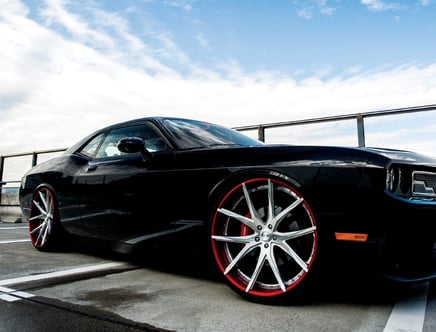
1 0 436 167
24 0 436 78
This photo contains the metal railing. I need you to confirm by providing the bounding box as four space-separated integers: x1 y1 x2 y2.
0 148 66 206
1 103 436 207
233 104 436 144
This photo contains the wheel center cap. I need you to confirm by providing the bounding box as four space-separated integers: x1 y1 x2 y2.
260 230 273 242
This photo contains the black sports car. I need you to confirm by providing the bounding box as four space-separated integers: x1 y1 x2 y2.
19 117 436 302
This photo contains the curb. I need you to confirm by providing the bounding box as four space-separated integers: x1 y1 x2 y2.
0 206 24 224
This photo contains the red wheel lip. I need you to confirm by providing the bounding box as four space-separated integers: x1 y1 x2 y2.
211 177 318 298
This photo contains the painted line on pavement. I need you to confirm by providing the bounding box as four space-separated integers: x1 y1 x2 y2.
0 226 28 230
0 239 30 244
0 286 34 303
0 262 128 302
383 282 429 332
0 262 127 287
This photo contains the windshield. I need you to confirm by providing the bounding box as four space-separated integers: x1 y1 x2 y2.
162 118 262 149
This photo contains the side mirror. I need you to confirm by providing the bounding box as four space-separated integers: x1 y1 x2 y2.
118 137 152 161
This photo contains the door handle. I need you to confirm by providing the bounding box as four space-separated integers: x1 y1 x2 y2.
85 165 97 172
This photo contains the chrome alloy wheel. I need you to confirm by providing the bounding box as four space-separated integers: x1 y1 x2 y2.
29 187 56 250
211 178 318 299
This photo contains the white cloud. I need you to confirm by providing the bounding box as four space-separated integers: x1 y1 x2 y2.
39 0 175 75
1 0 436 162
420 0 431 6
360 0 403 11
295 0 430 18
164 0 196 11
297 7 313 19
295 1 337 19
195 32 211 50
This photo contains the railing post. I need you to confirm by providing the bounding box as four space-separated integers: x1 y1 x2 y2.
0 156 4 205
258 125 265 142
356 114 366 147
32 152 38 167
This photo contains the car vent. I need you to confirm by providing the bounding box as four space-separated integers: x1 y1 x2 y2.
412 171 436 198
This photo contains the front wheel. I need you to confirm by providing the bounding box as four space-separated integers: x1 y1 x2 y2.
210 177 318 302
28 186 65 251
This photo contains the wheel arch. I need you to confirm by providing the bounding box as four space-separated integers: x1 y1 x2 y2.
34 182 58 194
207 169 303 212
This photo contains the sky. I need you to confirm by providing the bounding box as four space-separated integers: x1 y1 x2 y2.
2 0 436 175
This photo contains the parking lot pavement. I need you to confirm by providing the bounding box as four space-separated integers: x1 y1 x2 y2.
0 296 162 332
1 222 435 332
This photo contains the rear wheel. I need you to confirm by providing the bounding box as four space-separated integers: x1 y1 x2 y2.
210 177 318 302
28 186 64 251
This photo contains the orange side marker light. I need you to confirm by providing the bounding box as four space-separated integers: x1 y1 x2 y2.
335 232 368 242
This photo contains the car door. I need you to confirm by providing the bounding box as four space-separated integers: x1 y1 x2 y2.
75 123 175 243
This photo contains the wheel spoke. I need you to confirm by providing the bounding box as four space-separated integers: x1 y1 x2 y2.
38 190 49 212
30 223 44 235
246 249 267 292
268 246 287 292
40 219 51 246
267 179 274 223
223 241 259 275
47 198 53 219
242 183 262 224
34 222 46 246
217 208 256 230
246 246 287 293
272 197 304 229
212 234 255 244
279 226 316 241
29 213 44 222
33 200 47 216
275 241 309 272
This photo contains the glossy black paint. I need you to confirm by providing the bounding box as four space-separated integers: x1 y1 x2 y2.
20 117 436 286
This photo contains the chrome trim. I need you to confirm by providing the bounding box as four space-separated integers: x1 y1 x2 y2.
412 171 436 198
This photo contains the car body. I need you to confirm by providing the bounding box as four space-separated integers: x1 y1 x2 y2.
19 117 436 302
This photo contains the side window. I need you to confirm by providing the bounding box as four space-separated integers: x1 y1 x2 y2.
95 124 168 159
79 133 106 158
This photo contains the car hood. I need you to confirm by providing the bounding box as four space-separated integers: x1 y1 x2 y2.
174 144 436 170
363 147 436 165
